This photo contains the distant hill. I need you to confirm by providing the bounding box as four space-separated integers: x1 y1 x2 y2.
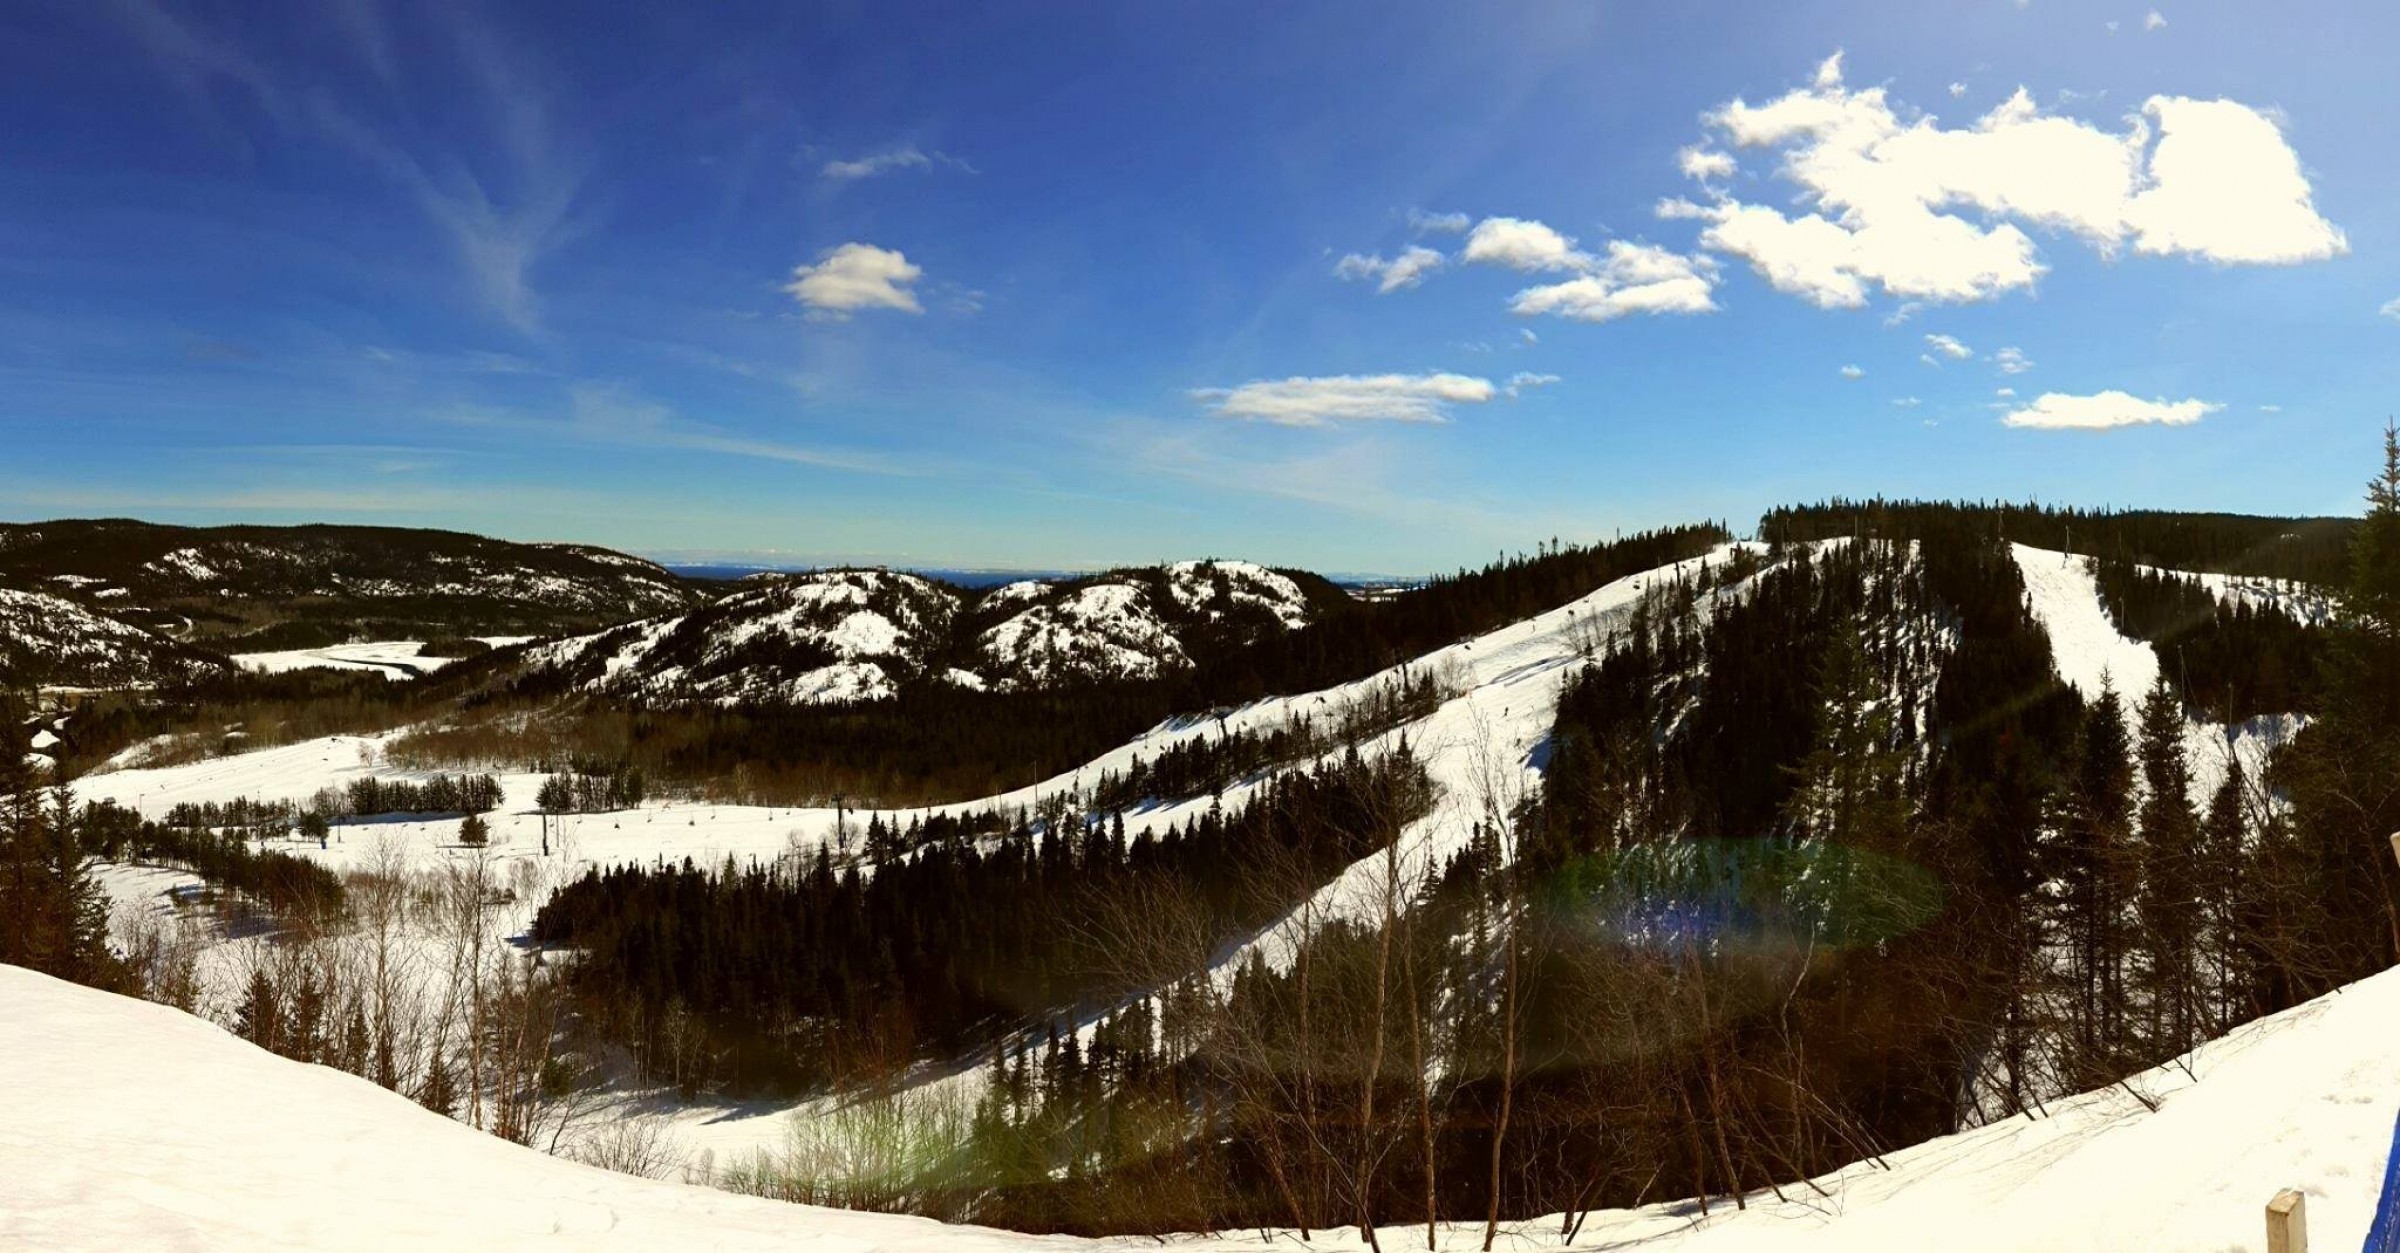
0 585 228 691
0 519 705 652
507 559 1346 706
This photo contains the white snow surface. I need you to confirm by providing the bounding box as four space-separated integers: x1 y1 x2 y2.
0 964 1087 1253
231 640 457 679
6 952 2397 1251
2011 545 2302 804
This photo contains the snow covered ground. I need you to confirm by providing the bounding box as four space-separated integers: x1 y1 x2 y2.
5 956 2395 1251
231 640 456 679
230 637 535 680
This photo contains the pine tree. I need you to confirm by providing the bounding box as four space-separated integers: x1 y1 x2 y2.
2199 764 2250 1033
418 1050 459 1116
2057 683 2135 1082
1784 625 1910 852
2274 421 2400 997
234 969 282 1054
2133 675 2202 1056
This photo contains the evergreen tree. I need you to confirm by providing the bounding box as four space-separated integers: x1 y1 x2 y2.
234 969 282 1054
1783 625 1910 852
2199 764 2251 1033
2273 422 2400 996
418 1050 459 1116
2057 683 2135 1081
2133 675 2202 1056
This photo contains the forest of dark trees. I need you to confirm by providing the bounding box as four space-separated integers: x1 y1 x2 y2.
530 744 1433 1093
2088 557 2323 719
1759 498 2355 584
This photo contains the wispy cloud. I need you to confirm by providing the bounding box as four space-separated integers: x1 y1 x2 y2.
1504 371 1560 398
820 146 973 182
1334 245 1445 293
1193 372 1499 426
1407 209 1471 234
98 0 589 333
1924 333 1973 361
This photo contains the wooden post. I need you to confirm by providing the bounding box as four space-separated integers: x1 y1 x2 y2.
2266 1188 2307 1253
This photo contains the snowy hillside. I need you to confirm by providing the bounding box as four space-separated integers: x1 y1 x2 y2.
512 558 1326 704
522 569 961 704
971 559 1318 690
0 518 699 646
5 954 2394 1251
0 586 227 690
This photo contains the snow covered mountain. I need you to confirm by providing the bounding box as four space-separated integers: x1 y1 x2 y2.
968 560 1322 690
0 519 700 648
0 586 228 690
520 568 961 705
511 559 1334 704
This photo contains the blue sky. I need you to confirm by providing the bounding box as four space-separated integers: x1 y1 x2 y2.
1 1 2394 575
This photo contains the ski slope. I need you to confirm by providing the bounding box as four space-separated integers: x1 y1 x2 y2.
2012 544 2302 805
6 957 2395 1251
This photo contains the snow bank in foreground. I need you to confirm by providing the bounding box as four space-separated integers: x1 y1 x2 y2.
4 957 2396 1252
0 965 1083 1252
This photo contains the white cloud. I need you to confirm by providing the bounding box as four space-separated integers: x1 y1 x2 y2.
1893 396 1923 408
2258 403 2281 413
1925 332 1973 360
1408 209 1471 234
2144 10 2167 31
1840 364 1865 379
1194 372 1500 426
1920 354 1940 367
820 147 969 182
2382 297 2400 320
1519 328 1539 345
2124 98 2348 263
2001 389 2220 429
1678 145 1738 182
1507 241 1718 322
1949 82 1968 99
1462 216 1594 272
1995 386 2017 398
1992 345 2034 374
1669 56 2345 309
784 243 925 316
1504 371 1561 398
1335 245 1446 293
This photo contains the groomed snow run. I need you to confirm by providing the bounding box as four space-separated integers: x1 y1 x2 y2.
5 957 2397 1251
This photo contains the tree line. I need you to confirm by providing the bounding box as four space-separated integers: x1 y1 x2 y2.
530 743 1433 1095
